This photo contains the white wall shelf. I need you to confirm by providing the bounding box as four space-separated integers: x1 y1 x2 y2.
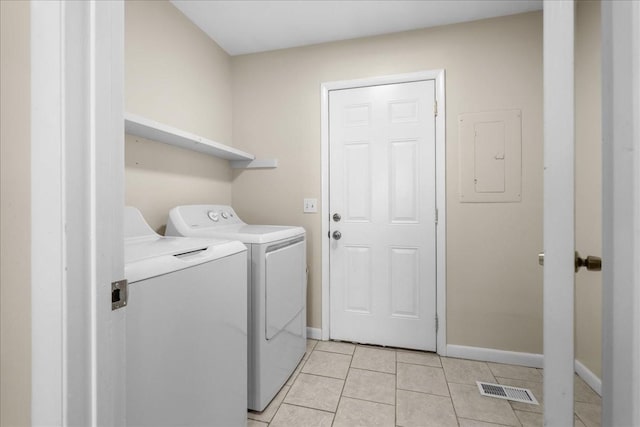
230 159 279 169
124 113 277 168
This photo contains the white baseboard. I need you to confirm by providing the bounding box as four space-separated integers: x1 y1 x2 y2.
446 345 602 396
301 332 602 394
446 344 544 368
306 327 322 340
575 359 602 396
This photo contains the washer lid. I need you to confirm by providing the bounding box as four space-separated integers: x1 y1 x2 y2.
125 234 241 264
124 206 246 282
125 235 246 283
124 206 159 239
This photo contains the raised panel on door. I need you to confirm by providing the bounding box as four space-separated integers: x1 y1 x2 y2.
344 246 372 313
344 142 372 222
390 247 420 318
329 80 437 351
390 139 419 223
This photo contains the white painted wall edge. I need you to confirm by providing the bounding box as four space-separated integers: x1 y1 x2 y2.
446 344 602 396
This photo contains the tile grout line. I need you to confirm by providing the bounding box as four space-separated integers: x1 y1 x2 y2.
440 360 462 427
330 343 355 427
261 343 601 427
394 351 398 427
277 401 337 415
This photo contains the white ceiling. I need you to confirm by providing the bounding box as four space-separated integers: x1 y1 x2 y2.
170 0 543 56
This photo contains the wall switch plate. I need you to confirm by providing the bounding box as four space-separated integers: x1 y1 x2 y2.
303 198 318 213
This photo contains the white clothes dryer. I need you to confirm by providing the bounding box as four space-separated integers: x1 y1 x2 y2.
124 207 248 426
166 204 307 411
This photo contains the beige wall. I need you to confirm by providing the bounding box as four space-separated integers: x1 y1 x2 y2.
0 1 31 426
125 0 234 231
231 12 545 352
0 11 600 426
126 2 604 365
575 0 602 378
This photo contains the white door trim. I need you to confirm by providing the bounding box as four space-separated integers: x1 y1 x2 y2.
31 1 124 425
601 1 640 425
542 1 576 425
320 70 447 355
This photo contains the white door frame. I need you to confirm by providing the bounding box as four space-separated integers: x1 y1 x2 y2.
31 1 124 425
320 70 447 354
601 1 640 425
542 1 575 425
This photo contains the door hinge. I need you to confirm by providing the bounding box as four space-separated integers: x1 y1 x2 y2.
434 100 438 117
435 208 439 225
435 314 439 332
112 279 128 310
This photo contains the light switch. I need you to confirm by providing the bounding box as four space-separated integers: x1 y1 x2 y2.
303 198 318 213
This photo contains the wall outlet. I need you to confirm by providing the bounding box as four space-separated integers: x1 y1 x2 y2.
303 198 318 213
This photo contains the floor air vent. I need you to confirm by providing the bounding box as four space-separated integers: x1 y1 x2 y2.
476 381 539 405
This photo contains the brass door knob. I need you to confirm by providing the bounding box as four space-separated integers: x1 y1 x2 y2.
575 252 602 272
537 251 602 272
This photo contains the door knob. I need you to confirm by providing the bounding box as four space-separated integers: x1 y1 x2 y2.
333 213 341 222
332 230 342 240
537 251 602 272
575 252 602 272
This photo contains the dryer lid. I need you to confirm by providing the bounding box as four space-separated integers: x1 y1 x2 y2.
182 224 305 244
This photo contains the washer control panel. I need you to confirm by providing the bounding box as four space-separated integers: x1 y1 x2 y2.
167 205 245 228
199 205 241 226
170 205 245 230
208 209 234 222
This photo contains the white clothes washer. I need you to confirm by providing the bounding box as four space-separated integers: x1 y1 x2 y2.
166 204 307 411
124 207 248 426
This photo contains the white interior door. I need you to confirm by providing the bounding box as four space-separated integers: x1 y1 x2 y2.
329 80 437 351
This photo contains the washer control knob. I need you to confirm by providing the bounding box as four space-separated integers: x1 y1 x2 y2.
207 211 219 222
221 211 229 219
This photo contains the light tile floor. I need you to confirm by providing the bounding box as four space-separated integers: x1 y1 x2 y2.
248 340 602 427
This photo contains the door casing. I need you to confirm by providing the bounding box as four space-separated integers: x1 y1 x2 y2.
320 70 447 354
601 1 640 425
30 1 125 425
